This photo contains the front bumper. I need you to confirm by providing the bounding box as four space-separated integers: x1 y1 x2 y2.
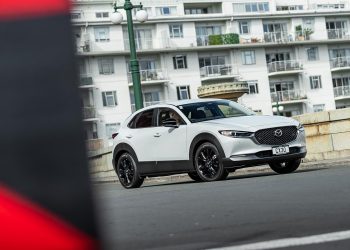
222 146 307 168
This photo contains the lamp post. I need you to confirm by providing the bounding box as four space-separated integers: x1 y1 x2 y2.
111 1 148 111
272 100 284 116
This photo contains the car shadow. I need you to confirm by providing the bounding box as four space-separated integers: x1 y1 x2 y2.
143 167 327 188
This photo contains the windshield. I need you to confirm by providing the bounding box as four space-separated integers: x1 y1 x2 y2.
177 100 255 123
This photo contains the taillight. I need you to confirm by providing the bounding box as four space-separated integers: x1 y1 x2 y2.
112 133 118 139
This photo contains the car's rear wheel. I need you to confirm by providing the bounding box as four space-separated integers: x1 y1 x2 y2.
194 142 226 182
269 158 301 174
188 172 203 182
116 152 144 189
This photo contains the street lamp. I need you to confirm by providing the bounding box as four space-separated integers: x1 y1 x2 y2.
111 1 148 111
272 101 284 116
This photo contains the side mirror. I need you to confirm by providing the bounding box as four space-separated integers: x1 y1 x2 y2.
162 118 178 128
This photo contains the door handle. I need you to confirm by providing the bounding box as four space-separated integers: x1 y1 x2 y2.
126 135 133 139
153 133 161 138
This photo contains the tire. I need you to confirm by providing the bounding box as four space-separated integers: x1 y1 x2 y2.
188 172 203 182
194 142 226 182
116 152 144 189
269 158 301 174
221 170 230 180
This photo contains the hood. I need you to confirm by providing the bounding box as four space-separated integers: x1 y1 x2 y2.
200 115 298 131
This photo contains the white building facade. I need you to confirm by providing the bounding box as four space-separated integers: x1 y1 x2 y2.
72 0 350 149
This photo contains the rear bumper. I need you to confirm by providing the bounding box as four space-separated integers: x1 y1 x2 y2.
222 146 307 168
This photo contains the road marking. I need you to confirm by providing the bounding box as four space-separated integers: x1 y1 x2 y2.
209 230 350 250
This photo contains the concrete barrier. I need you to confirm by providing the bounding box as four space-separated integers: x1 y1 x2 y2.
293 108 350 162
88 108 350 182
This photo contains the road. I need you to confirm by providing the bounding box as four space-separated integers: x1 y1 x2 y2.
94 165 350 250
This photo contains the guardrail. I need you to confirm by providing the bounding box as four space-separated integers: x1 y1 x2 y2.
327 29 349 39
330 57 350 69
82 107 96 119
264 32 290 43
267 60 303 73
200 65 238 78
128 69 167 83
271 89 307 102
334 86 350 98
124 38 153 50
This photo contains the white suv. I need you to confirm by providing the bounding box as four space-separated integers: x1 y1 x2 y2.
112 99 306 188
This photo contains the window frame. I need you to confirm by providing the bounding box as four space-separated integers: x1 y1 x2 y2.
94 27 110 42
310 76 322 89
307 47 319 61
173 55 188 69
239 21 250 34
176 86 191 100
169 24 183 38
98 57 114 75
247 81 259 94
129 109 157 129
102 91 118 107
242 50 256 65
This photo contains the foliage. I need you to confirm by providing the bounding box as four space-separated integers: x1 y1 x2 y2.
208 35 223 45
208 33 240 45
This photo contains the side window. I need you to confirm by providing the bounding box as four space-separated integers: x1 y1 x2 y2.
158 108 185 126
135 109 154 128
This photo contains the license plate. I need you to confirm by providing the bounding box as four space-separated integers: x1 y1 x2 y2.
272 146 290 155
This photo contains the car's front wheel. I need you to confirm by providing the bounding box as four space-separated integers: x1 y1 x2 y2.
116 152 144 189
269 158 301 174
194 142 226 182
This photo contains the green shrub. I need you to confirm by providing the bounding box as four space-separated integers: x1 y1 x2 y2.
222 33 239 44
208 34 223 45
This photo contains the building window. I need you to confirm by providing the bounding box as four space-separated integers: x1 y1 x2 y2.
276 5 303 11
177 86 191 100
184 8 208 14
239 21 250 34
94 27 110 42
169 24 183 38
106 123 120 139
310 76 322 89
71 12 82 19
247 81 259 94
173 55 187 69
307 47 319 61
98 58 114 75
156 6 177 16
313 104 325 112
242 50 256 65
233 2 269 13
102 91 118 107
96 12 109 18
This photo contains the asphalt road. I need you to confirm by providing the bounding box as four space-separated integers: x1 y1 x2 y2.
94 165 350 250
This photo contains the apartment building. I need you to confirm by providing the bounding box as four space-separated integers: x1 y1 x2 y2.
72 0 350 149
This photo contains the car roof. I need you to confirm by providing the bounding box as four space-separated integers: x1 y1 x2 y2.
165 98 225 106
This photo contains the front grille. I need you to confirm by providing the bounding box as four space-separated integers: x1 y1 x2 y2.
254 126 298 145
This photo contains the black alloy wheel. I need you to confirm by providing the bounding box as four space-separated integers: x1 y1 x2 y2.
269 158 301 174
194 142 226 181
116 152 144 188
188 172 203 182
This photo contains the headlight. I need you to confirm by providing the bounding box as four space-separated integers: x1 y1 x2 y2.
219 130 254 138
297 123 305 132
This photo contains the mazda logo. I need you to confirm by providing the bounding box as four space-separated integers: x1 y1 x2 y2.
274 129 283 137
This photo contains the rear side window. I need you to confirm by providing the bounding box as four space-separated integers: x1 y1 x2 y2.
128 109 155 129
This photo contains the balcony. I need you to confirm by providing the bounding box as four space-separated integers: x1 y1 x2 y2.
330 57 350 72
264 32 290 43
267 60 303 76
327 29 349 40
200 65 239 82
82 107 98 121
196 33 239 47
124 38 153 50
334 86 350 99
197 81 249 101
128 69 168 85
79 74 94 88
131 101 164 113
271 89 307 104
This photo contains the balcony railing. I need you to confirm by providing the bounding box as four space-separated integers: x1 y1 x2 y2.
200 65 238 78
267 60 303 74
131 101 163 113
128 69 167 83
327 29 349 39
82 107 97 120
271 89 307 103
264 32 290 43
330 57 350 69
124 38 153 50
196 35 210 46
79 74 93 86
334 86 350 98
